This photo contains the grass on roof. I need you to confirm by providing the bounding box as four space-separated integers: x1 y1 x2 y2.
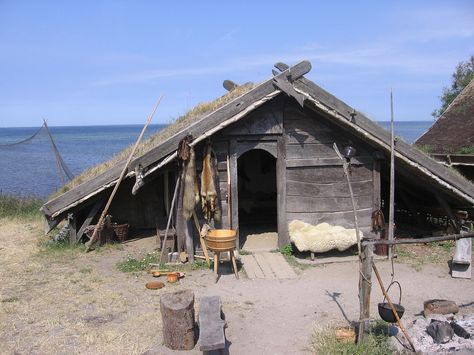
50 84 255 199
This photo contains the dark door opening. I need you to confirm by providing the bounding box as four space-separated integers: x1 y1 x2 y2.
237 149 277 248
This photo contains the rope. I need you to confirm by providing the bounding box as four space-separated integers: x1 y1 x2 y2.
0 125 44 146
1 120 74 182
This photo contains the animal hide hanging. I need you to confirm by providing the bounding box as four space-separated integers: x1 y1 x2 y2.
371 209 385 232
201 143 221 222
182 146 199 220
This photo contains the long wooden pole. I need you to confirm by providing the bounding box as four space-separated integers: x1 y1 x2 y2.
333 143 361 257
363 232 474 246
388 89 395 259
85 95 163 251
373 263 416 351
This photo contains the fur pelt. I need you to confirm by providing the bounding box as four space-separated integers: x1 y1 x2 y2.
289 220 362 253
182 146 199 220
201 143 221 222
371 209 385 232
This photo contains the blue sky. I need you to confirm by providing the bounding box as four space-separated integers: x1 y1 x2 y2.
0 1 473 127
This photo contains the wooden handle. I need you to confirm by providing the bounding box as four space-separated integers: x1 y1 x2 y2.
372 263 416 351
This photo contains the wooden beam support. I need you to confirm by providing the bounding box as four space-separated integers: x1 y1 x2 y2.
229 139 239 249
76 200 103 243
277 135 289 247
68 214 77 245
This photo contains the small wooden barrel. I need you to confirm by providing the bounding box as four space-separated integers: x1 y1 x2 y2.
206 229 237 251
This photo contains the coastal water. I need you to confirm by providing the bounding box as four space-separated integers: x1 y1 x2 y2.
0 121 431 198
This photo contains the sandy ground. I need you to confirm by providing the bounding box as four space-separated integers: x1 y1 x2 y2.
1 219 474 354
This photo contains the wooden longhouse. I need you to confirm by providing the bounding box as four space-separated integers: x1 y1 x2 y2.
41 61 474 255
416 79 474 181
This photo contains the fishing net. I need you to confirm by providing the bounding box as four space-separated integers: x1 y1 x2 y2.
0 122 74 197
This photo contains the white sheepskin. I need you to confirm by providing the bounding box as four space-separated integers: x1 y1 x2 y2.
288 220 362 253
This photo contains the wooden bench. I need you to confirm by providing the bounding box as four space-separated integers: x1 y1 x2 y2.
199 296 226 352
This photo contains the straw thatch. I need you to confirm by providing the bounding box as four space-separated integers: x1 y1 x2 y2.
416 79 474 153
53 83 254 197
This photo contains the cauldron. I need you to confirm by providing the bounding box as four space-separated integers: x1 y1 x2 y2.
378 281 405 322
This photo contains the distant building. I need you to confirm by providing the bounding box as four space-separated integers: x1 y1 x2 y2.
416 79 474 180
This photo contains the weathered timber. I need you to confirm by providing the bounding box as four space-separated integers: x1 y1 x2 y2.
286 165 372 183
176 175 185 253
293 76 474 203
273 75 305 106
286 209 373 229
160 290 195 350
286 156 372 168
277 135 288 247
198 296 226 351
363 232 474 245
220 99 283 136
229 139 239 246
42 161 126 217
76 200 103 243
358 243 373 341
286 195 372 213
435 192 460 231
69 214 77 245
287 179 372 198
372 159 381 211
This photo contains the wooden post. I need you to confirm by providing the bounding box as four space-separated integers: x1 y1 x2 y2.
68 214 77 245
358 243 373 342
185 219 194 263
277 135 289 248
76 200 102 244
160 174 181 263
160 290 195 350
176 173 185 253
229 139 239 248
388 90 395 260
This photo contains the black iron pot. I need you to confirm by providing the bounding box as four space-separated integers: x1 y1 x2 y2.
378 281 405 323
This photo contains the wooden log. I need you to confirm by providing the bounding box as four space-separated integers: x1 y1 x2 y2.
277 135 289 247
160 290 196 350
424 300 459 316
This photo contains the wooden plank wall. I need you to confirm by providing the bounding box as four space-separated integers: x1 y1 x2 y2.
284 103 375 235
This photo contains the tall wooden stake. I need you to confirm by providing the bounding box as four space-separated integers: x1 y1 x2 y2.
85 95 163 251
388 90 395 259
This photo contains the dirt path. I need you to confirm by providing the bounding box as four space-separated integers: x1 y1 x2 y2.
1 219 473 354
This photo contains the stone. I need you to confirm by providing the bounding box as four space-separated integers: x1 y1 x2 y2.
426 320 454 344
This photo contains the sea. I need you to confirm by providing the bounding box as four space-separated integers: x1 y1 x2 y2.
0 121 432 198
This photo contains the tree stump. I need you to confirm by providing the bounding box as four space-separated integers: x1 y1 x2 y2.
160 290 195 350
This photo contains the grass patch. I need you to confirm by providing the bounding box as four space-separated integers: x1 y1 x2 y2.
37 238 85 262
117 251 161 272
312 323 392 355
0 194 43 220
239 249 253 255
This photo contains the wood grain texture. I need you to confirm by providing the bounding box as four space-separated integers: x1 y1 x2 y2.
286 195 372 213
277 135 289 247
287 179 372 198
287 209 372 229
287 165 373 184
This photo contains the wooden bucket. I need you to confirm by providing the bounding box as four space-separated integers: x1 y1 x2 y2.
206 229 237 251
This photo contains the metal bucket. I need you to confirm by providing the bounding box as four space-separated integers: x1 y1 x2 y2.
206 229 237 251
